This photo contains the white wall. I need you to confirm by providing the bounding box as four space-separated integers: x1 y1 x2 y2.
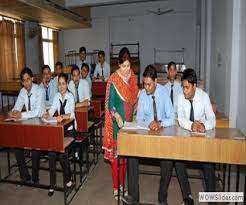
208 0 246 131
60 0 197 76
25 21 41 74
209 0 233 115
236 0 246 134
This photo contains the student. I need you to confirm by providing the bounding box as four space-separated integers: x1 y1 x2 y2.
164 61 182 113
124 65 175 204
78 46 91 77
177 68 216 205
68 64 91 107
81 63 92 90
53 61 64 91
40 65 57 107
93 50 110 81
42 73 75 196
8 67 45 183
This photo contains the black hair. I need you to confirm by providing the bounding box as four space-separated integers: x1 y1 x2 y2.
81 63 89 72
181 68 197 85
20 67 33 81
55 61 63 68
167 61 176 70
41 65 51 74
143 64 157 81
70 64 80 75
58 73 68 84
98 50 105 57
79 46 86 54
119 47 131 64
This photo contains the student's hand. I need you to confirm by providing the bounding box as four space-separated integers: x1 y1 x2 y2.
10 111 21 119
8 111 14 118
56 115 63 123
114 112 124 128
149 121 162 131
197 122 206 133
191 121 205 133
42 112 50 119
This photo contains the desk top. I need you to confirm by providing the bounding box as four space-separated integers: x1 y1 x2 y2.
118 127 246 165
0 115 74 152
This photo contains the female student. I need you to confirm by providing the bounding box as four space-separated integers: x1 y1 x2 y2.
42 73 75 196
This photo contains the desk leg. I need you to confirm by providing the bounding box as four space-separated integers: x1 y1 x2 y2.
222 164 226 191
244 167 246 205
227 165 231 192
117 156 120 205
235 165 240 205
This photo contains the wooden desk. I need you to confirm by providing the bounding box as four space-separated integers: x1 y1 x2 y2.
216 112 229 128
0 115 74 152
92 81 107 97
118 127 246 165
0 82 21 112
75 106 94 132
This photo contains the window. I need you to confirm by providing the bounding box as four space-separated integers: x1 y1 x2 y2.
41 26 54 71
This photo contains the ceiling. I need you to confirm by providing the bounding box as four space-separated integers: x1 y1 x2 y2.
66 0 167 7
0 0 91 29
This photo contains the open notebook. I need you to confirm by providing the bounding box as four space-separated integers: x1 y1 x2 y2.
122 122 149 131
41 117 57 123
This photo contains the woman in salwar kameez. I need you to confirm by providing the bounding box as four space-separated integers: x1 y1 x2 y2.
103 48 138 199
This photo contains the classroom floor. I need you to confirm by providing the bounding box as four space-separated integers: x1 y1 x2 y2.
0 152 244 205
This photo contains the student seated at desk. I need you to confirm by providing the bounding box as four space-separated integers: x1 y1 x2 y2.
177 68 216 205
42 73 75 196
8 67 46 184
39 65 57 107
53 61 64 90
81 63 92 90
78 46 91 78
93 50 110 81
164 61 182 113
124 65 175 204
68 64 91 107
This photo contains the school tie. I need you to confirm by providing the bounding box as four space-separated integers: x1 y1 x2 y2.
59 99 67 115
152 95 158 121
45 85 49 101
189 100 194 122
170 84 174 105
101 65 104 78
27 93 32 111
75 84 79 103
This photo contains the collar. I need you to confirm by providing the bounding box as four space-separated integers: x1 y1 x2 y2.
58 91 69 101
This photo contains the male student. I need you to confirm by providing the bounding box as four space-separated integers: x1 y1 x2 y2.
40 65 57 107
164 61 182 113
8 67 45 183
93 50 110 81
81 63 92 90
68 64 91 107
53 61 64 90
78 46 91 77
177 68 216 205
124 65 175 204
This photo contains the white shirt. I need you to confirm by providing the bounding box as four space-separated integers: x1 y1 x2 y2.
48 91 76 130
164 80 182 113
68 79 91 103
93 62 110 80
40 78 58 107
177 88 216 131
12 83 46 119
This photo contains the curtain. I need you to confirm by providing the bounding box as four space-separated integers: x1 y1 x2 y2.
53 30 59 64
38 25 43 70
0 20 16 81
15 22 26 78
